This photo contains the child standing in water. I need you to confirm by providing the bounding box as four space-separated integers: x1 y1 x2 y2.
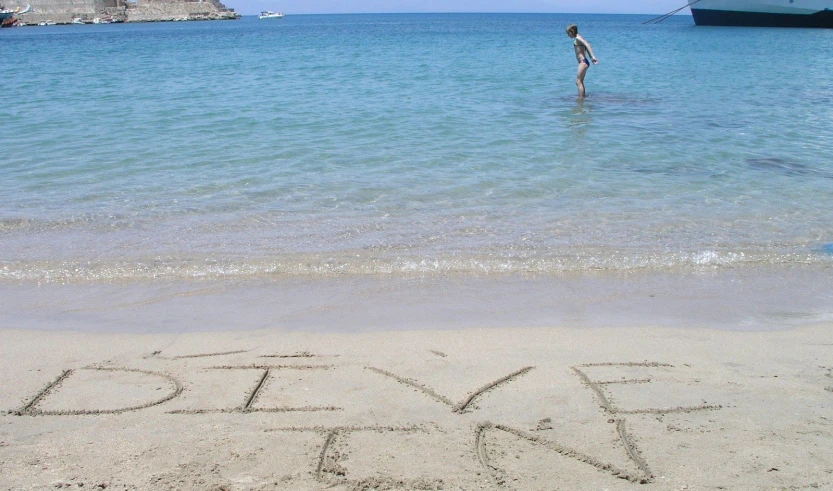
566 24 598 98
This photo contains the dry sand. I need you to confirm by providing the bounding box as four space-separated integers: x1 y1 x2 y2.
2 322 832 490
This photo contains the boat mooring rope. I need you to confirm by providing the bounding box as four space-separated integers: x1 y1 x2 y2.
643 0 704 25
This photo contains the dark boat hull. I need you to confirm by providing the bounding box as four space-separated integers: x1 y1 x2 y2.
691 7 833 27
0 11 15 27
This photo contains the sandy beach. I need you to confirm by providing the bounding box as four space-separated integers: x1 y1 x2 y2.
4 8 833 490
2 278 832 490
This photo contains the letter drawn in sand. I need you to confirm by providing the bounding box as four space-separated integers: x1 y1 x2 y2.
167 364 342 414
13 368 182 416
571 362 723 415
474 421 653 485
268 425 444 488
365 366 534 414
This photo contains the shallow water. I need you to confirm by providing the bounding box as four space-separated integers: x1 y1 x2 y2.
2 14 832 283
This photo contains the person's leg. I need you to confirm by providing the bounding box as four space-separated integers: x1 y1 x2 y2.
576 62 589 98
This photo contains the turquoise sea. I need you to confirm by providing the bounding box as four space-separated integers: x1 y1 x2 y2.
2 14 833 284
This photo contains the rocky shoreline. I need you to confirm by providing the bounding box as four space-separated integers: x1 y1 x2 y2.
3 0 240 26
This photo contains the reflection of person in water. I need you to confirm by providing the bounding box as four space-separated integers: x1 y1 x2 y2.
567 98 592 139
565 24 598 99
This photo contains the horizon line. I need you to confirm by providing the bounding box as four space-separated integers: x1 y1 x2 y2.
244 12 692 16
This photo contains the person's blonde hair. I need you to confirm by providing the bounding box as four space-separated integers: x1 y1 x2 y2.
566 24 578 35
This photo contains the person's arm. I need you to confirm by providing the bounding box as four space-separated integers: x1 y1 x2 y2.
577 35 598 64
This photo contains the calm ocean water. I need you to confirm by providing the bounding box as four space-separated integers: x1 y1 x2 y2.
1 14 832 283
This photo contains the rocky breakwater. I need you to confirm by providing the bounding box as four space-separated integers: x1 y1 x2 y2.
5 0 239 25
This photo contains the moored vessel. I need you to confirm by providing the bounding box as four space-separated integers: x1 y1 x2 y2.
689 0 833 27
1 3 30 27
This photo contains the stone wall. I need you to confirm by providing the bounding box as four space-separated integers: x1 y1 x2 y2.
4 0 115 24
5 0 238 24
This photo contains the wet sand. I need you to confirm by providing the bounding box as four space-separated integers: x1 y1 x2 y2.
3 266 833 333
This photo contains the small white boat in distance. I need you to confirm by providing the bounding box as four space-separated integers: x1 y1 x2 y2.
259 11 284 19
